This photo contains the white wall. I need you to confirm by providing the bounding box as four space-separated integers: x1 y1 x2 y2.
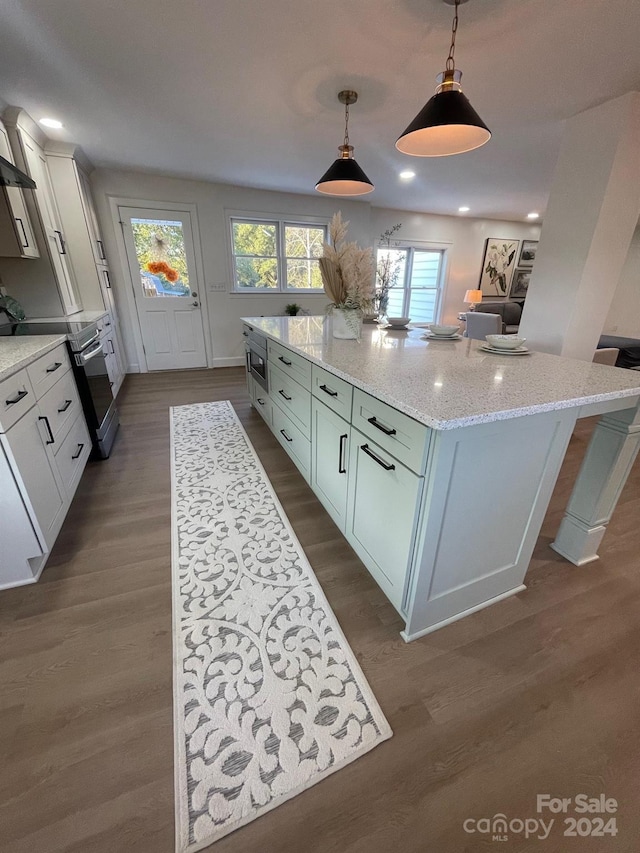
604 222 640 337
90 168 540 371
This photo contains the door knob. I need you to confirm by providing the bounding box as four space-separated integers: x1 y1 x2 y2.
192 300 199 307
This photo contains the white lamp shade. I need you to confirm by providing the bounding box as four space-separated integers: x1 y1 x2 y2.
464 289 482 304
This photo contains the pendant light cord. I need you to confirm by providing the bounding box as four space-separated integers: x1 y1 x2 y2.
343 101 350 148
446 0 460 72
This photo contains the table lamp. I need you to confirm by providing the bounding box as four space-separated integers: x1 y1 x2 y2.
464 289 482 311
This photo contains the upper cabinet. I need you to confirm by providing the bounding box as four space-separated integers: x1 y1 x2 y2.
0 108 82 316
0 121 39 259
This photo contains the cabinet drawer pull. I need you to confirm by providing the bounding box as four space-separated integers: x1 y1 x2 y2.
361 443 395 471
367 415 396 436
46 362 62 374
71 443 85 460
278 389 292 401
54 230 67 254
280 429 293 443
320 384 338 398
278 355 292 366
257 397 266 406
15 217 29 248
242 330 249 337
39 415 55 445
58 399 73 413
103 269 112 289
338 433 348 474
97 239 106 260
6 389 28 406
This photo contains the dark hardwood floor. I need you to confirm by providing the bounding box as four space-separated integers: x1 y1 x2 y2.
1 367 639 852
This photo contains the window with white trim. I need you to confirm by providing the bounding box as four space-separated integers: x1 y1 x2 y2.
377 245 446 323
231 217 327 292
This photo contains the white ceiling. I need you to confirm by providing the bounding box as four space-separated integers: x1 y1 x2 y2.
1 0 640 221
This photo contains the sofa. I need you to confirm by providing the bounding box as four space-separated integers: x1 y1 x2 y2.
475 300 524 334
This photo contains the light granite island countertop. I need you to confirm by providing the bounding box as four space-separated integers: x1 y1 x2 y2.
242 316 640 429
0 334 68 382
242 316 640 641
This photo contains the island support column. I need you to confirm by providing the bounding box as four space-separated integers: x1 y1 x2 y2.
552 402 640 565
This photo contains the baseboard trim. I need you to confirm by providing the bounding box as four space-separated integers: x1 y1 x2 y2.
211 357 245 368
401 584 527 642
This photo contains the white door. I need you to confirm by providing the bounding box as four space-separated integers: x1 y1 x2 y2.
119 207 207 371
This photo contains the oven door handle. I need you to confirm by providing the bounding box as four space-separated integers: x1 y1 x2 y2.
79 341 105 363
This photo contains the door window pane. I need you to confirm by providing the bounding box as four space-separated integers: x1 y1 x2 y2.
232 220 279 289
376 247 443 322
131 218 191 298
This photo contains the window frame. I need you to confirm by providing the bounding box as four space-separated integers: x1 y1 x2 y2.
229 213 328 294
378 240 450 323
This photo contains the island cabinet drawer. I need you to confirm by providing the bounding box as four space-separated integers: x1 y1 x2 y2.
272 403 311 482
250 377 272 427
37 370 82 452
352 388 429 474
55 413 91 496
311 365 353 421
269 363 311 435
26 344 69 399
0 368 35 433
267 340 311 387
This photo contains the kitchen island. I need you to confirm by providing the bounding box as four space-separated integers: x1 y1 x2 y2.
242 317 640 640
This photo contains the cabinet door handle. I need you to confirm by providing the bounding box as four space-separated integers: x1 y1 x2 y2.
108 340 115 354
103 269 112 289
278 355 292 366
257 397 266 406
367 415 396 436
15 217 29 248
278 389 291 401
57 399 73 413
39 415 55 445
338 433 348 474
361 443 395 471
280 429 293 443
6 389 28 405
320 384 338 398
71 443 84 460
46 362 62 373
54 230 67 254
97 239 106 260
242 330 249 337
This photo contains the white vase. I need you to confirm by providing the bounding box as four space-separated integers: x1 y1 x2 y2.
332 307 362 339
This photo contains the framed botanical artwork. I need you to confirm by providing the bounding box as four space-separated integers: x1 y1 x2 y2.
479 238 519 297
509 267 531 298
518 240 538 266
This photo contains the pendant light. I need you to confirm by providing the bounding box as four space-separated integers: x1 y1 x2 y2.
396 0 491 157
315 90 374 196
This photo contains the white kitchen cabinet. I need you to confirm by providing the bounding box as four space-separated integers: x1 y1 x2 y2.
0 121 39 259
310 398 350 530
0 340 91 589
345 429 423 612
0 108 82 316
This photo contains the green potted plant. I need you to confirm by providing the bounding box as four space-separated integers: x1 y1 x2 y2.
284 303 302 316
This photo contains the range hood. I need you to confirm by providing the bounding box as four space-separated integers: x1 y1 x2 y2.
0 154 36 189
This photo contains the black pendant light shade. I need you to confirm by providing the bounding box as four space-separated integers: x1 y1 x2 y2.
315 91 374 196
396 84 491 157
315 145 374 196
396 0 491 157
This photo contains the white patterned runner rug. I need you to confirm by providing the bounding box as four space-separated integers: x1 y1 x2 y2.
170 401 392 851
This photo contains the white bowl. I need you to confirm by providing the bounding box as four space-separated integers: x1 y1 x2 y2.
428 323 460 337
386 317 411 327
485 334 527 350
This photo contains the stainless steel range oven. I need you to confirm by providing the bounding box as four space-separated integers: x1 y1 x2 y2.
1 319 119 458
245 328 268 391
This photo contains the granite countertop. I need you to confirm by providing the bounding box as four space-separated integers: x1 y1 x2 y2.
0 335 68 382
23 309 109 323
242 316 640 430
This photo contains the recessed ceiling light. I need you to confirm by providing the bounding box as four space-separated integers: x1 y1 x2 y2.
458 206 470 213
39 117 63 129
399 170 416 181
527 212 539 219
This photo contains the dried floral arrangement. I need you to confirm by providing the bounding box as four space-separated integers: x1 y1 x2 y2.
319 212 375 313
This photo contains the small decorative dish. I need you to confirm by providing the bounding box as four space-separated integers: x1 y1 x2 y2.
422 332 462 340
480 344 530 356
386 316 411 329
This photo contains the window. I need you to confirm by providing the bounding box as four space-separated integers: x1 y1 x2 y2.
377 245 446 323
231 217 326 292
